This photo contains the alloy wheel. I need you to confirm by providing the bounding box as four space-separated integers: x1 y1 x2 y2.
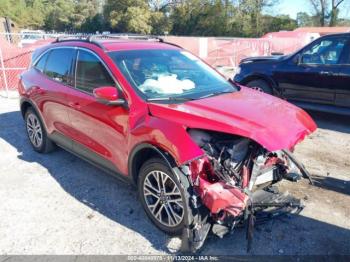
26 113 43 148
143 170 184 227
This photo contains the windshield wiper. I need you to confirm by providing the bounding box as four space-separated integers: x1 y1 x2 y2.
147 96 196 102
198 90 234 99
147 89 235 102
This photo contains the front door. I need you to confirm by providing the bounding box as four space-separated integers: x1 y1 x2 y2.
335 40 350 108
65 49 129 175
275 36 348 105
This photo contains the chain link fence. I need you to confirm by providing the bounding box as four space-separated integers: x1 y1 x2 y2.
0 32 58 97
0 32 307 98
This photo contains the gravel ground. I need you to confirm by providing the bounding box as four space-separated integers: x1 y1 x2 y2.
0 96 349 255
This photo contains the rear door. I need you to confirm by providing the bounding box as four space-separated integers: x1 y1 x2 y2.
31 47 76 148
276 36 348 105
335 39 350 108
65 48 129 175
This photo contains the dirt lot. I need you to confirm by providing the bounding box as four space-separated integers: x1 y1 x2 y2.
0 96 349 255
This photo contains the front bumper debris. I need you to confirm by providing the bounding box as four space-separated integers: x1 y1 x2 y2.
178 149 309 253
180 184 304 253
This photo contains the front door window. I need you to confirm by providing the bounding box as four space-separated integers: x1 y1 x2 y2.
301 37 347 65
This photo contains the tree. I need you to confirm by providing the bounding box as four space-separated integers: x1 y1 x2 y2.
124 6 152 34
70 0 100 31
0 0 38 28
329 0 345 26
169 0 237 36
0 0 322 37
261 15 297 34
150 11 170 35
80 13 106 33
43 0 75 31
310 0 327 26
309 0 347 26
296 12 320 27
103 0 153 33
234 0 279 37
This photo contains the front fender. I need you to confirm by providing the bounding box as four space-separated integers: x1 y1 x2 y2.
128 115 204 166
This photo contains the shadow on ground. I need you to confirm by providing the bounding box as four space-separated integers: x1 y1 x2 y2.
311 175 350 196
307 110 350 134
1 110 349 255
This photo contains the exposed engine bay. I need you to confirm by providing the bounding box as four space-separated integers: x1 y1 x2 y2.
179 129 312 252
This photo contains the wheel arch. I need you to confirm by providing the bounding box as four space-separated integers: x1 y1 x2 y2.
20 98 48 131
241 74 280 95
128 143 177 185
20 100 33 119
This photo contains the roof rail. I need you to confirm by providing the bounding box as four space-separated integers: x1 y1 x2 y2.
54 34 107 50
86 33 164 42
54 34 183 50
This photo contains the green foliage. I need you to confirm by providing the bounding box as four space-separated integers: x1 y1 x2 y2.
0 0 35 27
296 12 320 27
80 14 106 33
103 0 152 34
302 0 348 27
261 15 297 34
169 0 234 36
4 0 344 37
44 0 75 31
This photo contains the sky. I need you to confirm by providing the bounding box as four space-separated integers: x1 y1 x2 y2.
275 0 350 19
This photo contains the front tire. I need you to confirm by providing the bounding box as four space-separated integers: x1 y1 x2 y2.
25 108 55 153
138 158 188 235
246 79 272 94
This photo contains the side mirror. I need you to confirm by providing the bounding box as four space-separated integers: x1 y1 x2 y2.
293 54 302 65
93 86 126 106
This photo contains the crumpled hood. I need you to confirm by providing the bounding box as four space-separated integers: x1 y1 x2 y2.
148 87 317 151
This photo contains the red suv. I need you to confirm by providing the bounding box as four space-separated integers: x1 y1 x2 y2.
19 36 317 251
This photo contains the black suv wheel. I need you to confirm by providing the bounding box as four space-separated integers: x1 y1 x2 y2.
246 79 272 94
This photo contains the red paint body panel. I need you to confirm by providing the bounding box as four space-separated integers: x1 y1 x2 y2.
64 88 130 174
128 116 204 165
93 86 119 101
198 178 248 217
189 156 248 217
19 40 317 181
148 86 317 152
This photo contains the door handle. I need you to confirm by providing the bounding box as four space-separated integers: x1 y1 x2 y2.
320 71 333 76
69 102 81 109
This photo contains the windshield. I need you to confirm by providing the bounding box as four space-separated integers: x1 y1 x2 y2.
109 49 237 101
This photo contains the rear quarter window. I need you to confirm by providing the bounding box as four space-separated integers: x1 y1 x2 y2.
34 51 50 72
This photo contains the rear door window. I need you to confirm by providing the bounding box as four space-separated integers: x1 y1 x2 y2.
75 50 114 93
44 48 75 85
34 51 50 72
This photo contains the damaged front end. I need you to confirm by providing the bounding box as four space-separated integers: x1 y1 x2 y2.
178 129 311 253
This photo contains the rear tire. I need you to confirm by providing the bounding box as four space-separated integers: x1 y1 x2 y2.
138 158 189 235
246 79 272 94
25 108 55 153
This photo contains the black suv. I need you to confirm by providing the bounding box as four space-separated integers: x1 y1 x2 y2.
234 33 350 114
